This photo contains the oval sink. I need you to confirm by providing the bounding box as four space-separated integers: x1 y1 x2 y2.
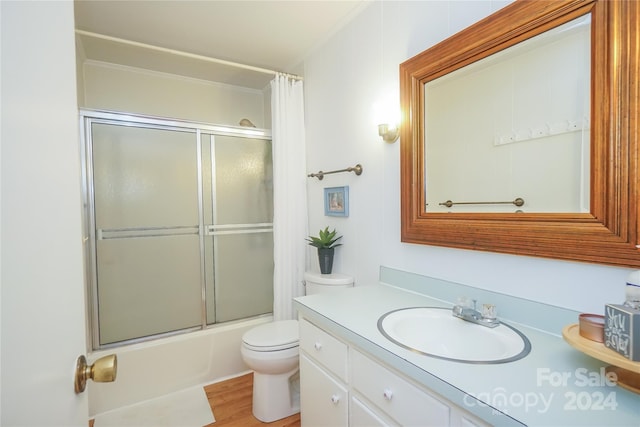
378 307 531 364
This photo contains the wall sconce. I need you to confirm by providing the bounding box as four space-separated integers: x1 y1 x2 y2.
378 123 400 143
373 93 400 143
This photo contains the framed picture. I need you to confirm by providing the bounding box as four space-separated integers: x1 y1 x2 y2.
324 186 349 217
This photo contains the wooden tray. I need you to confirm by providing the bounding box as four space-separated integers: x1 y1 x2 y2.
562 324 640 374
606 366 640 394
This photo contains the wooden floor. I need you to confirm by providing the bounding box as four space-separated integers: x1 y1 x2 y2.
204 373 300 427
90 373 300 427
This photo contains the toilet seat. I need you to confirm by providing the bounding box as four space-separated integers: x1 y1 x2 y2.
242 320 299 352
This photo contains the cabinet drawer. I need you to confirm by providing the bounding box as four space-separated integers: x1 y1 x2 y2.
351 349 450 426
300 318 348 381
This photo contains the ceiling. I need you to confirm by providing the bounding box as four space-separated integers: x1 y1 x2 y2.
74 0 367 90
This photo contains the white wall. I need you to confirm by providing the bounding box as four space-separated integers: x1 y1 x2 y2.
303 0 632 315
81 61 267 127
75 36 87 106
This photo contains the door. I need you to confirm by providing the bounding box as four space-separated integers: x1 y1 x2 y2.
84 118 274 349
1 2 89 426
90 123 202 345
204 134 274 324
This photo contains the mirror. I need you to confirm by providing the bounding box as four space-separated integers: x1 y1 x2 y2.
400 0 640 268
425 15 590 213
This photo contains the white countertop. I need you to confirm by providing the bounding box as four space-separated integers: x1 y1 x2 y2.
294 284 640 427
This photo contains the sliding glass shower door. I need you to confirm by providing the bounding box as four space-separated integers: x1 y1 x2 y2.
92 123 202 345
201 134 274 324
83 111 273 349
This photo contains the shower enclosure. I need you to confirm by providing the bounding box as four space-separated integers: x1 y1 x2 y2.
81 110 274 349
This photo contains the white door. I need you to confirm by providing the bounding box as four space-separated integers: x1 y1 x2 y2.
1 1 89 426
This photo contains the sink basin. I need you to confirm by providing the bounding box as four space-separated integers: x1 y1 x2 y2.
378 307 531 364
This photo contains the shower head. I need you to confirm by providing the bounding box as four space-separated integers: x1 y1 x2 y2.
239 118 256 128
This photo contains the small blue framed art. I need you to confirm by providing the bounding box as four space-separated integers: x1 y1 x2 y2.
324 186 349 217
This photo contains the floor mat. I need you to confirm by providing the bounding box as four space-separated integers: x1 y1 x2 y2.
93 386 215 427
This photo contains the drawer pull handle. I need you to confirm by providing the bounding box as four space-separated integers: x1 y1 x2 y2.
314 342 322 350
383 388 393 401
330 394 340 404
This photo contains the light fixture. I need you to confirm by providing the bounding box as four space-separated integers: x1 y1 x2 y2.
378 123 400 143
373 91 400 143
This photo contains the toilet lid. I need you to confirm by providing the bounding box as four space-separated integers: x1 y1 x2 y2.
242 320 299 352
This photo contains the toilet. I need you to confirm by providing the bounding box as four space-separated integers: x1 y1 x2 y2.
240 271 354 422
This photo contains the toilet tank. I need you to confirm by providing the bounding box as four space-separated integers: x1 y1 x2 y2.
304 271 354 295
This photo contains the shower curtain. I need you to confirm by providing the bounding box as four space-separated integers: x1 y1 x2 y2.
271 73 308 320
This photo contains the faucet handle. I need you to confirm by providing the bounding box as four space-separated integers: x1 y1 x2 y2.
456 296 472 308
482 303 497 320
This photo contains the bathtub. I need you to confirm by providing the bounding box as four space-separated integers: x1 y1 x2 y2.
87 316 271 417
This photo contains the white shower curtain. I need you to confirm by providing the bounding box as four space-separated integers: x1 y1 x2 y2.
271 73 308 321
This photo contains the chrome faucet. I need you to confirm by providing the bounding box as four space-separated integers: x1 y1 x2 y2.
452 298 500 328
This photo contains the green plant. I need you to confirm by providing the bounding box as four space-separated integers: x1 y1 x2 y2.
306 227 343 249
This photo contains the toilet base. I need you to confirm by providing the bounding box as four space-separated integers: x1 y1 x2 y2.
252 368 300 422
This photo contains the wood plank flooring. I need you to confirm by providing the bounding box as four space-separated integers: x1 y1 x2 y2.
89 373 300 427
204 373 300 427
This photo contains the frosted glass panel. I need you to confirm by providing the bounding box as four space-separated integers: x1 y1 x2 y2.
206 135 274 324
92 123 198 228
209 233 274 323
213 136 273 224
91 122 201 346
97 236 201 345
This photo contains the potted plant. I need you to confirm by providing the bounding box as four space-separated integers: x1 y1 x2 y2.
306 227 342 274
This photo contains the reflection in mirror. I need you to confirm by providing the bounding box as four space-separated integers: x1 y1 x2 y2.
425 16 590 213
400 0 640 268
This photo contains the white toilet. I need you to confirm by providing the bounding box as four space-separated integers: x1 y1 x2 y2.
240 272 354 422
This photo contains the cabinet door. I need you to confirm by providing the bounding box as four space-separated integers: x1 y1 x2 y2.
351 396 397 427
461 417 491 427
300 353 348 427
451 408 493 427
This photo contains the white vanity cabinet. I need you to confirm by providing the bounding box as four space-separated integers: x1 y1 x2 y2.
299 317 491 427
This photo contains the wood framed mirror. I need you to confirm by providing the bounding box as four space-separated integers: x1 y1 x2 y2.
400 0 640 268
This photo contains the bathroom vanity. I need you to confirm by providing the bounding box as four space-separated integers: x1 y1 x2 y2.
299 317 489 426
294 268 640 426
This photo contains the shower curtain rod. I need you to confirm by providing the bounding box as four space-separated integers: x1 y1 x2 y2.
75 30 303 81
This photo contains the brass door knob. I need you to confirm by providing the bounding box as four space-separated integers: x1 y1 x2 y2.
74 354 117 393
